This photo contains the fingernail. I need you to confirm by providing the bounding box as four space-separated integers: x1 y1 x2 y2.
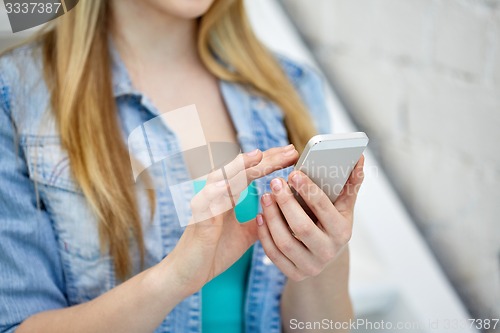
285 144 294 150
270 178 282 192
261 193 273 207
256 214 264 226
246 149 260 156
283 148 296 156
291 172 300 185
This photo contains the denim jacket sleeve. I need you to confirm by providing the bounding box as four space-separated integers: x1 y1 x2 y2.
0 71 67 332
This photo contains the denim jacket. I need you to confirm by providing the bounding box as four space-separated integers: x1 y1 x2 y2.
0 42 330 333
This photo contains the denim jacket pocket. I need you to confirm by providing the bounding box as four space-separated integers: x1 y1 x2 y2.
21 135 81 193
21 135 115 304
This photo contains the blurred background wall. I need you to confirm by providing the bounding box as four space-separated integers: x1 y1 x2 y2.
281 0 500 322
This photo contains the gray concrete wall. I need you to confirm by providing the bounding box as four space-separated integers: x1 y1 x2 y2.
281 0 500 323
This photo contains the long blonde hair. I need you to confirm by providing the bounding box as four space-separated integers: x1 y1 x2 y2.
40 0 316 280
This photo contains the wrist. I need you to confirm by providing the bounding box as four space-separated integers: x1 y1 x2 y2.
285 246 350 293
147 256 196 304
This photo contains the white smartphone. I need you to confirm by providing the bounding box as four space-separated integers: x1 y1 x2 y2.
292 133 369 217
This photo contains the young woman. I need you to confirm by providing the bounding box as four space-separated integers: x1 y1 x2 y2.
0 0 364 332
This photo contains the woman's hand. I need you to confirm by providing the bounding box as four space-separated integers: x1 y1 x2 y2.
162 145 299 296
257 155 365 281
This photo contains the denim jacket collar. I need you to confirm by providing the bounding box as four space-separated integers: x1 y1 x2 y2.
109 41 259 144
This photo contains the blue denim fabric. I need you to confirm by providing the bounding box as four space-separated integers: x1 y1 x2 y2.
0 43 330 333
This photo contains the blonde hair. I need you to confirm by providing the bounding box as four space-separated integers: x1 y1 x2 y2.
39 0 316 280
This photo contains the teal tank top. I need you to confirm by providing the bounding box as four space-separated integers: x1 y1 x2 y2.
192 181 258 333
